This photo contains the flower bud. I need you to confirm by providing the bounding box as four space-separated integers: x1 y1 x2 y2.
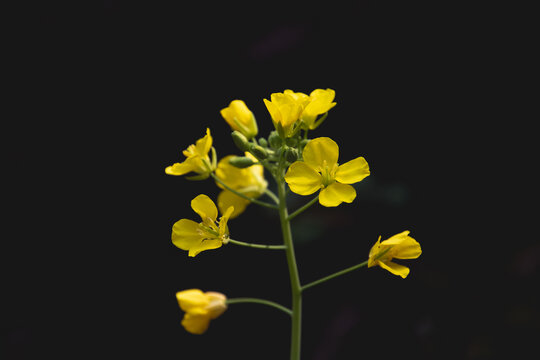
258 137 268 148
221 100 258 139
285 147 299 162
228 156 256 168
250 145 268 160
231 131 250 151
268 131 283 149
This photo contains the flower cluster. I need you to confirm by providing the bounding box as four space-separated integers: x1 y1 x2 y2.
166 88 422 339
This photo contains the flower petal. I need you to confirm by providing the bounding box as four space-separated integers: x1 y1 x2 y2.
335 157 370 184
165 160 196 176
284 161 322 195
378 260 410 278
171 219 204 251
181 310 211 335
381 231 422 259
191 194 218 223
188 239 223 257
194 128 212 157
319 182 356 207
218 206 234 237
218 190 250 220
176 289 208 312
302 137 339 172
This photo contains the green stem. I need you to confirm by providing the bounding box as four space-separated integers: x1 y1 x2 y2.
227 239 286 250
287 194 319 221
301 260 369 292
277 175 302 360
226 298 292 316
210 172 278 210
264 188 280 204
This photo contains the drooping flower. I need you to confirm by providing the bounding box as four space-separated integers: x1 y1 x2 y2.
284 137 370 207
368 231 422 278
220 100 258 140
171 194 234 257
300 89 336 130
165 128 216 179
215 152 268 218
176 289 227 334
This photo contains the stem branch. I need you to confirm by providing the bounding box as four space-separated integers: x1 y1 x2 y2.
227 239 286 250
226 298 292 316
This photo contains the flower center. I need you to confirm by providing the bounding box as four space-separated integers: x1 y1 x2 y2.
320 160 338 187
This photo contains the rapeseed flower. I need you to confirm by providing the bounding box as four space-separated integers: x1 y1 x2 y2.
215 152 268 218
368 231 422 278
284 137 370 207
176 289 227 334
220 100 258 139
263 89 336 136
171 194 233 257
165 128 215 179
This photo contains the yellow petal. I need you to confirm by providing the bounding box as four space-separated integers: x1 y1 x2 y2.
218 190 250 219
302 89 336 126
381 231 422 259
302 137 339 172
181 311 211 335
194 128 213 157
171 219 204 251
368 236 382 267
335 157 370 184
165 161 196 176
378 260 410 278
191 194 218 223
176 289 208 312
284 161 322 195
264 98 281 126
319 182 356 207
188 239 223 257
205 291 228 319
218 206 234 237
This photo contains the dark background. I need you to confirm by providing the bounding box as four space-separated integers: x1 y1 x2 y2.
3 1 536 359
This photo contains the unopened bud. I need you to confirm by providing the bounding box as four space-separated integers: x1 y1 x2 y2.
258 137 268 147
228 156 256 168
285 148 299 162
231 131 250 151
250 145 268 159
268 131 282 149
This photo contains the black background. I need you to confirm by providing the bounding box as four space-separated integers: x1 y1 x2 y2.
3 1 536 359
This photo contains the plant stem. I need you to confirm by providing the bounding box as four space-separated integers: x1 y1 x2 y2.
301 260 369 292
226 298 292 316
210 172 278 210
227 239 286 250
277 176 302 360
287 194 319 221
264 188 280 204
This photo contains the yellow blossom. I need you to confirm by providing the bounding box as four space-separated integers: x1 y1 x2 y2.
215 152 268 218
368 231 422 278
171 194 234 257
176 289 227 334
165 128 215 179
220 100 258 139
263 90 305 137
301 89 336 130
284 137 370 207
263 89 336 136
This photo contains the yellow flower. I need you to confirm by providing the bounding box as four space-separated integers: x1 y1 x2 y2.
176 289 227 335
263 89 336 136
220 100 258 140
171 194 234 257
368 231 422 278
301 89 336 130
263 90 307 137
284 137 370 207
215 153 268 219
165 128 215 179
